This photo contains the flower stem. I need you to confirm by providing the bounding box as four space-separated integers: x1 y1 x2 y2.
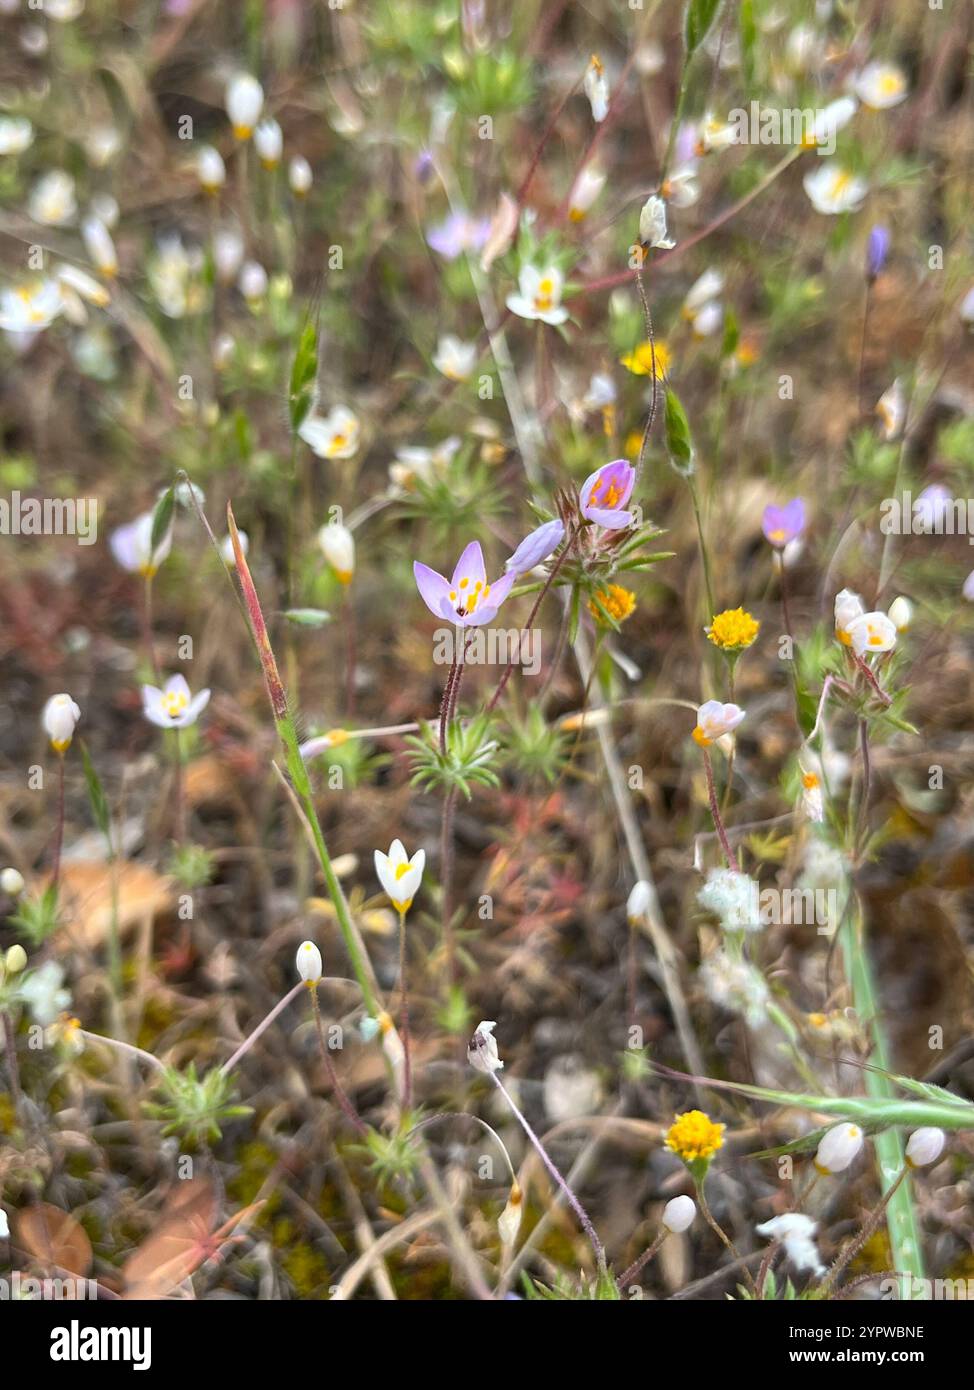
50 753 66 894
397 908 412 1108
310 985 368 1135
702 746 739 871
616 1230 666 1290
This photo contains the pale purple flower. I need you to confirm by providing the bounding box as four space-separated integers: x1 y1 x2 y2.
579 460 635 529
866 225 890 281
505 519 565 574
413 540 516 626
915 484 953 532
762 498 806 548
142 674 210 729
963 570 974 602
110 511 173 577
426 212 490 261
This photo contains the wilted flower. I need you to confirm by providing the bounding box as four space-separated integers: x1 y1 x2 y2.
583 54 609 123
288 155 312 196
579 459 635 529
814 1122 864 1175
432 333 477 382
866 225 891 280
696 113 739 154
299 405 361 459
661 163 700 208
762 497 806 548
498 1182 523 1246
254 118 282 169
803 162 867 215
374 839 425 915
846 610 897 656
21 961 71 1026
905 1127 945 1169
317 522 355 583
664 1110 725 1164
0 116 33 155
568 166 606 221
875 378 906 439
42 693 81 753
197 145 226 193
426 211 490 261
29 170 77 225
638 195 675 249
414 540 516 626
0 280 64 334
700 950 769 1026
855 61 908 110
505 519 565 575
226 73 264 140
468 1019 504 1073
661 1195 697 1233
692 700 745 746
296 940 322 984
110 511 172 577
834 588 865 645
756 1213 825 1277
706 607 760 652
506 265 569 326
697 867 761 932
142 675 211 729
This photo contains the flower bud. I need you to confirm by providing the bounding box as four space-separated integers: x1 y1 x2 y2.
225 74 264 141
661 1194 696 1233
42 693 81 753
238 260 268 302
814 1122 864 1175
197 144 226 193
4 944 27 974
289 155 312 196
626 880 653 922
254 119 283 170
498 1182 522 1246
905 1127 945 1169
887 596 912 631
1 867 25 896
296 940 322 984
317 522 355 584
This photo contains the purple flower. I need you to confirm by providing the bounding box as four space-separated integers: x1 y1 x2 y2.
414 149 434 184
866 225 890 281
426 212 490 261
505 519 565 575
915 484 953 533
579 460 635 529
413 540 516 626
762 497 806 548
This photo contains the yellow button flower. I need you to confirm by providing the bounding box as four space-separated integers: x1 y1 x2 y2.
664 1110 726 1163
706 607 760 651
619 340 670 378
589 583 636 625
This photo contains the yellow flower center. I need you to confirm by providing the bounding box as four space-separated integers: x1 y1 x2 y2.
589 583 636 625
162 690 189 718
802 771 820 789
707 607 760 650
664 1110 726 1163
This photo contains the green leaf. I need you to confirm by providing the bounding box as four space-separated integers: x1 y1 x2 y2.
79 741 111 845
738 0 756 85
685 0 722 53
150 485 175 556
283 607 332 627
664 387 694 474
289 321 318 431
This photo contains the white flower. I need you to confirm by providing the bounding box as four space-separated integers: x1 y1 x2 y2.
697 868 762 933
689 300 722 338
42 693 81 753
149 236 201 319
377 1011 406 1098
299 405 361 459
141 674 211 729
0 116 33 155
432 333 477 381
798 759 825 824
238 260 268 302
814 1122 864 1175
875 378 906 440
855 61 908 111
110 511 172 577
662 1195 696 1234
0 280 63 333
638 195 675 249
506 265 569 326
374 839 425 914
296 940 323 984
0 1209 7 1240
56 264 111 316
698 113 739 153
89 192 120 229
219 529 247 566
254 119 283 169
568 166 605 221
20 961 71 1027
84 125 121 168
213 226 244 283
834 588 864 645
46 0 84 18
700 950 769 1025
582 373 616 411
785 24 823 74
226 74 264 140
317 523 355 583
809 96 858 147
29 170 77 225
468 1019 503 1073
846 610 897 657
389 436 460 489
583 54 609 122
626 880 654 922
692 699 745 746
197 144 226 193
661 163 700 208
905 1127 945 1169
887 596 912 631
289 155 312 196
803 161 868 215
82 218 117 278
498 1183 523 1246
1 868 25 896
963 570 974 602
683 268 724 316
756 1213 825 1276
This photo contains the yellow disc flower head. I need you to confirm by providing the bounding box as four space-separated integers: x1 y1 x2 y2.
664 1110 726 1165
589 583 636 626
706 607 760 652
619 340 670 378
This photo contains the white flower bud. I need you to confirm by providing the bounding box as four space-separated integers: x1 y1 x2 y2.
296 940 322 984
1 867 25 896
498 1183 523 1246
905 1127 945 1169
626 880 654 922
814 1122 864 1175
254 119 283 169
289 155 312 196
81 217 117 277
238 260 268 302
887 596 913 631
197 144 226 193
662 1194 696 1233
226 74 264 140
42 693 81 753
4 944 27 974
317 522 355 584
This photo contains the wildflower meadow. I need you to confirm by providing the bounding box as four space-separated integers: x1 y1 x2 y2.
2 0 974 1345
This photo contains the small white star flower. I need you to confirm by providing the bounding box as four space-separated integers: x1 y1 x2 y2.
141 674 211 729
374 839 425 915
